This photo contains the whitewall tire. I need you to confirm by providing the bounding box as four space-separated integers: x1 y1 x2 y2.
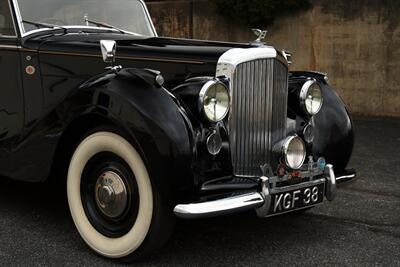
67 131 155 259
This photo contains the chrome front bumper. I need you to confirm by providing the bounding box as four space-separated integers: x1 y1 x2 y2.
174 165 357 219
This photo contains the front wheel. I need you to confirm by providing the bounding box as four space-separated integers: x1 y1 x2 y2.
67 131 173 261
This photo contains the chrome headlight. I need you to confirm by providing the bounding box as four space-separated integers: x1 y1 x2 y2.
300 80 323 116
199 80 230 122
274 136 306 170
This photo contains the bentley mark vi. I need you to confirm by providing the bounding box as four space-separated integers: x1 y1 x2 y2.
0 0 356 261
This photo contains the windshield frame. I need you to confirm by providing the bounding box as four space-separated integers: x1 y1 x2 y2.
11 0 158 37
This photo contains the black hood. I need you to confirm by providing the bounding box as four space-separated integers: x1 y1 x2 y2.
24 31 256 87
27 32 252 64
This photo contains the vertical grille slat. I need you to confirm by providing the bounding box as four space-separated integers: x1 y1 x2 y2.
229 58 288 177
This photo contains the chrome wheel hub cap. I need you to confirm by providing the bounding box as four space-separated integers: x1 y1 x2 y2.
95 171 128 218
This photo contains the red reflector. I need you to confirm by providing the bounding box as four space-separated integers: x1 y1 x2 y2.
291 171 300 178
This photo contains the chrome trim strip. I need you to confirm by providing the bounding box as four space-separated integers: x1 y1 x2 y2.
0 35 18 39
0 44 21 50
11 0 24 35
139 0 158 37
174 192 265 219
35 49 204 64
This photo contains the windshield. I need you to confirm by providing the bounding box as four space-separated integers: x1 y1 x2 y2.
15 0 156 36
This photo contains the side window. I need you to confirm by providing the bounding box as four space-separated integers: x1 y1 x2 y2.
0 1 15 36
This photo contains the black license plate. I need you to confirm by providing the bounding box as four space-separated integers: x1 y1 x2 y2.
269 182 325 215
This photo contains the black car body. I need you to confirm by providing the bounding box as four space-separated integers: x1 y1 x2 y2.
0 0 356 261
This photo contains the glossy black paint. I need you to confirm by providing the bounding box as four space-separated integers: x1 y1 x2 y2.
26 31 249 88
289 72 354 172
62 68 195 198
2 29 248 186
0 40 25 179
0 1 354 203
172 78 233 190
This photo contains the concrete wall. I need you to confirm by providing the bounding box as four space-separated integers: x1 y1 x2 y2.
146 0 400 117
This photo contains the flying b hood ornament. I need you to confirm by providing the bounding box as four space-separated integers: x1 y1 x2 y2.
252 29 268 43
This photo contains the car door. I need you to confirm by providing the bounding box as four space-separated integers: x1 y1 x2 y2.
0 0 24 176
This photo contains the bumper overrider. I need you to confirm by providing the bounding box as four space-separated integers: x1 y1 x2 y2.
174 164 357 219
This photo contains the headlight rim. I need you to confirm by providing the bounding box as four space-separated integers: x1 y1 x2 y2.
282 135 306 170
199 80 230 122
299 79 324 116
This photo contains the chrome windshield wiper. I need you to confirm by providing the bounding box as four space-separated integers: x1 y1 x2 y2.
84 15 132 35
22 20 68 32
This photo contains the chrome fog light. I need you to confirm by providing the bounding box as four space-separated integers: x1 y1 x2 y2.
274 136 306 170
200 80 230 122
300 80 323 116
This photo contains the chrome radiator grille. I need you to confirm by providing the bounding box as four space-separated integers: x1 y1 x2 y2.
229 59 288 177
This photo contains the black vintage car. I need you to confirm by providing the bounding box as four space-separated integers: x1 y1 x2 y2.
1 0 356 261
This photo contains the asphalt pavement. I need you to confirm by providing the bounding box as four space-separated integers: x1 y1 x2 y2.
0 116 399 266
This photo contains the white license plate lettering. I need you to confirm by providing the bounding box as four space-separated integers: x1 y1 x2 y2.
272 185 323 214
273 194 283 212
292 190 301 208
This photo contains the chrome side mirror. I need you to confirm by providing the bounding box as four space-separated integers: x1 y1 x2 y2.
100 40 116 65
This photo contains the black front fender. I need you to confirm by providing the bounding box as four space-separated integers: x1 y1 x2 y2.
10 67 194 201
313 82 354 172
75 68 195 199
289 72 354 173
